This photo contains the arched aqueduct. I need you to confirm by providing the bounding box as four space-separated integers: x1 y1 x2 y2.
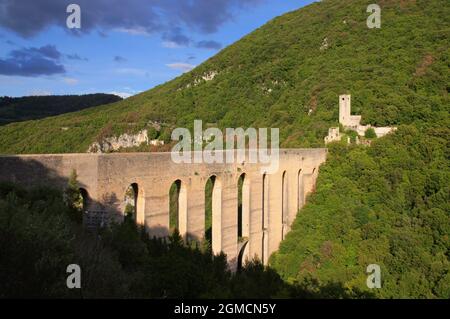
0 149 327 269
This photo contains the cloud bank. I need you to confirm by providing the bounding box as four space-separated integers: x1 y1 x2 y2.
0 45 65 76
166 62 196 72
0 0 262 45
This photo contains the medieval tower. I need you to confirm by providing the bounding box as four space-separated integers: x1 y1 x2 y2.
339 94 362 129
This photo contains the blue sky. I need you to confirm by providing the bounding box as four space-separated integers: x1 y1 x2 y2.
0 0 315 98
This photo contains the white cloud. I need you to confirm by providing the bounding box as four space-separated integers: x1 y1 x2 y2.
166 62 196 72
109 91 133 99
63 77 79 85
123 87 141 94
114 68 148 76
115 27 151 36
162 41 184 49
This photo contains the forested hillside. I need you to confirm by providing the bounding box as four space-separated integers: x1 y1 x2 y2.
0 94 122 126
0 0 447 153
271 126 449 298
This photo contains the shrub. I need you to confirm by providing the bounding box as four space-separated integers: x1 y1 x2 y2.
365 128 377 139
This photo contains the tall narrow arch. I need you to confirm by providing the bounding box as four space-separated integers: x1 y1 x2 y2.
169 179 187 236
237 173 250 240
205 176 222 254
79 188 90 211
310 167 318 194
237 173 250 269
124 183 138 222
281 171 288 239
124 183 145 225
297 169 303 212
262 173 269 265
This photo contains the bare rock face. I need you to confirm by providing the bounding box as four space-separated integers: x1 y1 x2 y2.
200 71 218 82
320 37 329 51
183 71 219 89
88 129 149 153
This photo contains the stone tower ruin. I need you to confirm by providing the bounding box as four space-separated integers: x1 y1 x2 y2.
339 94 361 129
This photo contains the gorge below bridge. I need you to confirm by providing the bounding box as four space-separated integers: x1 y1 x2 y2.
0 148 327 269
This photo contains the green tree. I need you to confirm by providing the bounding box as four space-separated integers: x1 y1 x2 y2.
365 128 377 139
64 169 83 222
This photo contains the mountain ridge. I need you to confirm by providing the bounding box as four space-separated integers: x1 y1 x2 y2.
0 0 448 154
0 94 122 126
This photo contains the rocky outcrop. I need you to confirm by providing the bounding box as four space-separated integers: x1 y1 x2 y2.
320 37 329 51
88 129 150 153
183 71 219 89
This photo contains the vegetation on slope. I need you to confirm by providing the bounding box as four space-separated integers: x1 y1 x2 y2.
271 126 449 298
0 0 448 153
0 94 122 126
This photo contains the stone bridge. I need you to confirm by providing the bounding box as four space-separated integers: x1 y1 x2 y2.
0 149 327 269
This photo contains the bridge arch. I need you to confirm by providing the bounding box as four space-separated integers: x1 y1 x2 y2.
205 175 222 254
169 179 188 237
262 172 269 264
123 183 145 225
124 183 138 222
237 173 250 269
79 188 90 211
297 169 303 212
237 173 250 241
281 170 288 239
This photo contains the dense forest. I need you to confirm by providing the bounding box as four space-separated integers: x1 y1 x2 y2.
272 126 449 298
0 182 372 298
0 94 122 126
0 0 448 298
